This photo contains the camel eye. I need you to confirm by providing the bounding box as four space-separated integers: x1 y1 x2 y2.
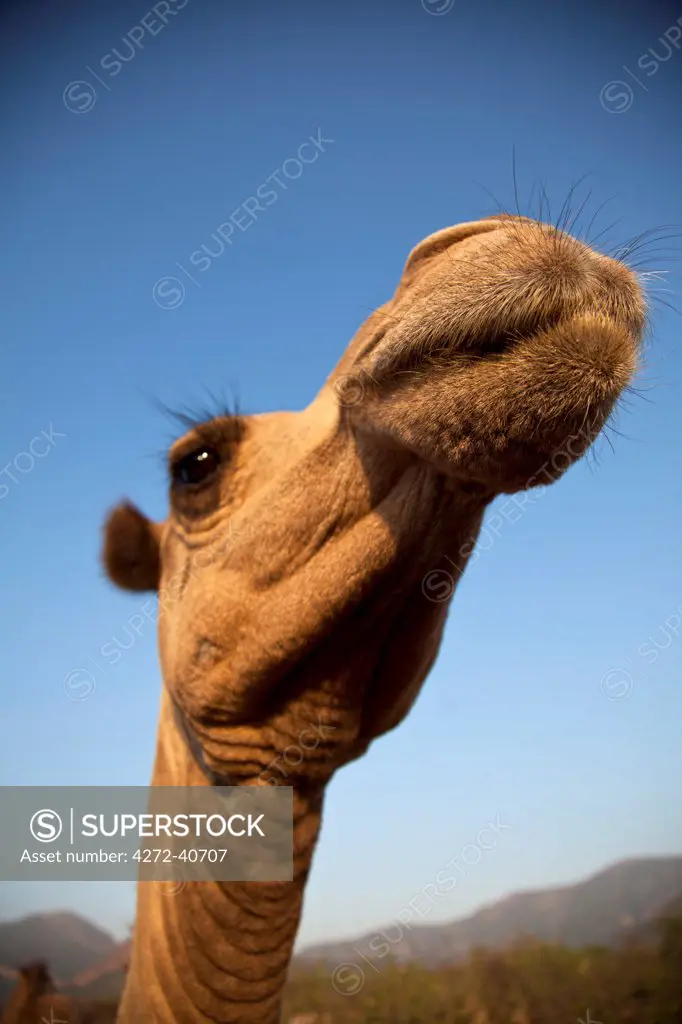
171 447 220 487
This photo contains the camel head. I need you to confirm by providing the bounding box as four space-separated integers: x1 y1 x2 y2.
17 961 53 995
1 961 82 1024
101 214 646 1024
102 215 645 786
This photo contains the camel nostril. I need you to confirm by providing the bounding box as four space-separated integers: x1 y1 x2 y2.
473 328 524 357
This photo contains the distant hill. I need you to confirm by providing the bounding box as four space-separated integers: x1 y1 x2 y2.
0 911 116 981
298 856 682 966
1 855 680 1009
0 910 119 1007
65 939 131 1003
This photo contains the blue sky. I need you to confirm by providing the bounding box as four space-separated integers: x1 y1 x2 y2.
1 0 681 947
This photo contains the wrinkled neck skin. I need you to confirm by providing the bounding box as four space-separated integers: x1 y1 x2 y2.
118 393 489 1024
117 692 325 1024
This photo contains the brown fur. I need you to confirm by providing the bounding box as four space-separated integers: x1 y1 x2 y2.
102 216 646 1022
103 503 162 592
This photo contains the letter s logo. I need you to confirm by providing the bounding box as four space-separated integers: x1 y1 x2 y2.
30 809 63 842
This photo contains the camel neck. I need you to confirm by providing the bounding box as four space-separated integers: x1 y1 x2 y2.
117 695 324 1024
168 686 235 787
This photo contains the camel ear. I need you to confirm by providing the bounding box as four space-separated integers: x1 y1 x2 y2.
102 502 162 592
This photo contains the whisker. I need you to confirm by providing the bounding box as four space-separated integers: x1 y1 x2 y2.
589 218 623 250
582 197 616 247
512 147 522 219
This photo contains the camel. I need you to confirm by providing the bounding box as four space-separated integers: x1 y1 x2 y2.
102 214 646 1022
1 962 81 1024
